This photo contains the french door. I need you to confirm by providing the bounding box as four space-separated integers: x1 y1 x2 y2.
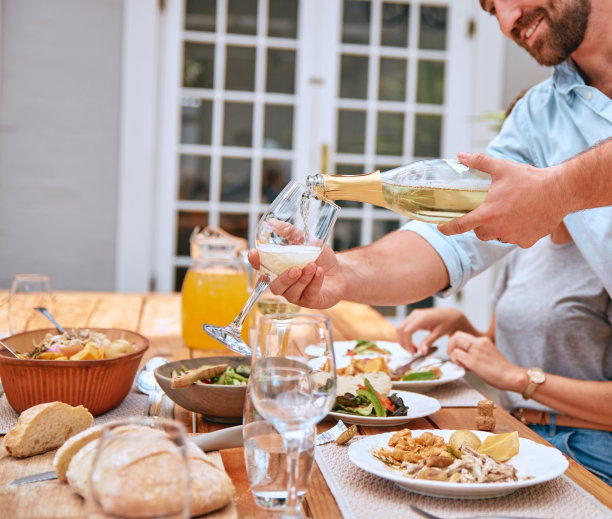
153 0 502 324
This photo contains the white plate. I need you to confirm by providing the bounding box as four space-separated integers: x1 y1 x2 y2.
328 390 441 426
348 430 569 499
333 340 465 392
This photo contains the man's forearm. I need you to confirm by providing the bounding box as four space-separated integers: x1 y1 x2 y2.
337 230 449 306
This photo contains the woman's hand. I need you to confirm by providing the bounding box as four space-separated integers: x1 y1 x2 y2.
396 307 478 355
446 331 524 392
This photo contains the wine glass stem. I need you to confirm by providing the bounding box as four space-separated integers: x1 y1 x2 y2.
228 273 271 333
282 433 305 519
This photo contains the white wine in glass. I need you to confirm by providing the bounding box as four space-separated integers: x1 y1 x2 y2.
203 180 339 356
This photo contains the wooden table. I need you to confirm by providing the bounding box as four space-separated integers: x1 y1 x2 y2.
0 291 611 518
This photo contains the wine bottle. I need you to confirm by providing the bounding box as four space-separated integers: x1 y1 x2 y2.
306 159 491 223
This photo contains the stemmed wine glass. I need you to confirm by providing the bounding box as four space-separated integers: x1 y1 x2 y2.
203 180 339 355
249 313 336 519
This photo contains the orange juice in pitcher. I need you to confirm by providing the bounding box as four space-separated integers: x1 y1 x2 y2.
181 227 251 350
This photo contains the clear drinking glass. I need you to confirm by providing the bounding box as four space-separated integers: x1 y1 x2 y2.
203 180 339 356
86 417 190 519
8 274 53 335
248 314 336 519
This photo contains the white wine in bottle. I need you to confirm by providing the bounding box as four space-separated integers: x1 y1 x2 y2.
306 159 491 223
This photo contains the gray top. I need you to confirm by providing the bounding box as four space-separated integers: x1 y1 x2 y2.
491 236 612 413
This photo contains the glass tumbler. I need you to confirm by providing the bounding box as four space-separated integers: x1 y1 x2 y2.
8 274 53 335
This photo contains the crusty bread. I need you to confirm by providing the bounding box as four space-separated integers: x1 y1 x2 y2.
4 402 93 458
66 427 234 517
336 372 392 397
53 423 104 482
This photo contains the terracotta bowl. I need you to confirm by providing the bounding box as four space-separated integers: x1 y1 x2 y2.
155 356 250 424
0 328 149 416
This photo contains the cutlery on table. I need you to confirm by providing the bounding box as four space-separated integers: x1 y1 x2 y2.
410 504 550 519
392 346 439 377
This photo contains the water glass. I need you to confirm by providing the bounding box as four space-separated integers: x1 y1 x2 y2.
8 274 53 335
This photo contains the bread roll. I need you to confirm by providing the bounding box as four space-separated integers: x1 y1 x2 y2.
5 402 93 458
66 427 234 517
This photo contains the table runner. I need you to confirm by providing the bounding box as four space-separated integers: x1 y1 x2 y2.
315 438 611 519
0 390 149 435
424 379 483 407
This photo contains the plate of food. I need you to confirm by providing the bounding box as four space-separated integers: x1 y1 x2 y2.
334 339 465 392
327 371 441 426
348 429 569 498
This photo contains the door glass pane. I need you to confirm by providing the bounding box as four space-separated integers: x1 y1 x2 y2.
220 212 249 240
342 0 371 44
179 155 211 201
226 46 256 91
266 48 296 94
185 0 216 32
381 2 409 47
414 113 442 157
181 100 213 145
268 0 298 38
417 60 445 104
183 43 215 88
377 112 404 155
340 54 368 99
419 5 447 50
379 57 406 101
221 158 251 201
337 109 366 153
264 104 293 149
177 210 208 256
223 102 253 147
227 0 258 35
262 159 292 202
333 218 361 251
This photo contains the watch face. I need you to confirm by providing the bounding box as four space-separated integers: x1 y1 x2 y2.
528 368 546 383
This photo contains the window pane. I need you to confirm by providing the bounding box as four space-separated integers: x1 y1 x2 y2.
176 210 208 256
223 102 253 147
264 104 293 149
179 155 210 201
225 46 256 91
266 48 296 94
378 57 406 101
219 213 249 241
419 5 447 50
340 54 368 99
268 0 298 38
183 43 214 88
221 158 251 202
417 60 445 104
262 159 292 203
372 219 399 241
381 2 409 47
377 112 404 155
333 218 362 251
174 266 188 292
342 0 370 44
185 0 216 32
181 100 213 145
414 113 442 157
337 110 366 154
227 0 258 35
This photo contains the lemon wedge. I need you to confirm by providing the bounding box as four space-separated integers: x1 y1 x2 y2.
477 431 519 462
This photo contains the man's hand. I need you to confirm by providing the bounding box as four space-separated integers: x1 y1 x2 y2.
437 152 567 248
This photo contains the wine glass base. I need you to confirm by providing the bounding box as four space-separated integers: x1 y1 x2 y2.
203 324 252 357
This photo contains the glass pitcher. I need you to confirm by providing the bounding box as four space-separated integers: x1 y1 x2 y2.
181 227 251 351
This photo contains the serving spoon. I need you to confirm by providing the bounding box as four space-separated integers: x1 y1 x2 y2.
34 307 66 334
0 339 20 358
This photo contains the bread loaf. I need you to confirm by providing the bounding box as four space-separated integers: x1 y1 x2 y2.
5 402 93 458
66 426 234 517
53 424 104 482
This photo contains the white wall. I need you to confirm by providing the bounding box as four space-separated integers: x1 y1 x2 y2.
0 0 123 290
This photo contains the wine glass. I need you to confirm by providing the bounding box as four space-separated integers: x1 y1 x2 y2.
8 274 53 335
203 180 339 356
86 417 190 518
249 313 336 518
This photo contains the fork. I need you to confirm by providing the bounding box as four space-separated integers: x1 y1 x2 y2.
410 505 550 519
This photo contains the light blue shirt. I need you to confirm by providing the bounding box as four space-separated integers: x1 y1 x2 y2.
403 59 612 297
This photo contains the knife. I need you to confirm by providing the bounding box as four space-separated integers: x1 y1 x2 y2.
392 345 439 377
10 470 57 485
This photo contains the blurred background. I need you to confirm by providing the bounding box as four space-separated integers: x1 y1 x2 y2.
0 0 549 329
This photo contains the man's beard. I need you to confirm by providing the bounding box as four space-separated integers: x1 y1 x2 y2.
511 0 591 66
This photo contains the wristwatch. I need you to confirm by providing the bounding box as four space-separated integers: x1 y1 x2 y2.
522 367 546 400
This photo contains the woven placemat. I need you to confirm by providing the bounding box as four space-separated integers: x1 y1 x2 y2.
425 379 484 407
315 438 611 519
0 389 149 434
